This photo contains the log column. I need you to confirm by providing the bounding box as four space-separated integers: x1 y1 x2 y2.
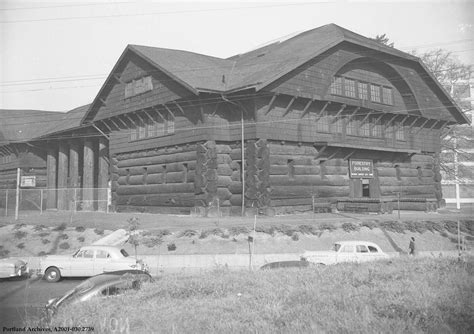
46 145 57 209
68 140 80 210
82 138 95 211
98 137 109 212
57 142 69 210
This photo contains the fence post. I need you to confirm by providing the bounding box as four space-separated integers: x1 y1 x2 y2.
5 189 8 217
40 189 43 215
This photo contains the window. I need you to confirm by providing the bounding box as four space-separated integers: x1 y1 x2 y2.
341 245 355 253
330 76 343 95
368 246 379 253
96 250 109 259
360 120 370 136
372 118 383 137
395 122 405 141
129 112 175 141
344 78 356 98
382 87 393 105
333 117 344 134
370 84 381 103
76 250 94 258
346 118 358 135
356 245 369 253
124 76 153 98
358 82 368 100
316 111 330 132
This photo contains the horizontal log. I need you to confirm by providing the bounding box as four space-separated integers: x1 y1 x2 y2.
217 175 233 187
116 193 195 207
217 187 232 201
116 183 194 196
269 175 347 186
270 185 350 198
116 145 196 161
217 154 232 165
229 181 243 194
117 151 197 168
380 185 435 196
217 164 233 176
215 144 232 154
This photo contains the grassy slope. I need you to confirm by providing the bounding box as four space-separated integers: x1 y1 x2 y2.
49 257 474 334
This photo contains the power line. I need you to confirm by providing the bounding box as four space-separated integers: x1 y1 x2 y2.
0 2 129 12
0 2 328 24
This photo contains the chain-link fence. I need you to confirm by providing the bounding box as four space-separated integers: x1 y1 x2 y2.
0 187 110 217
442 182 474 206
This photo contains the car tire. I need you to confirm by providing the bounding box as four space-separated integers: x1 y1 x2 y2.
44 267 61 283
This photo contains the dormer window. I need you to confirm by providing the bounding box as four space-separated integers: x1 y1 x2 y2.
330 75 393 106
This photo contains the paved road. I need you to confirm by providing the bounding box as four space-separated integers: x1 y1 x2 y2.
0 276 84 327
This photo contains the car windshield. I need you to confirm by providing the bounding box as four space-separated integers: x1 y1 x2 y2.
72 249 81 257
332 243 341 252
120 249 129 257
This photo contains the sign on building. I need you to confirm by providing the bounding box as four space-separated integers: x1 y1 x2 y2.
20 175 36 187
349 159 374 178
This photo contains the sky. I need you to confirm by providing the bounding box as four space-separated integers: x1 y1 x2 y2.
1 0 473 112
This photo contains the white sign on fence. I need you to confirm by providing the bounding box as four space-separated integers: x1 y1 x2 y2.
20 176 36 188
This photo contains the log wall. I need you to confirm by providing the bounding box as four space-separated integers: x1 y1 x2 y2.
112 143 197 214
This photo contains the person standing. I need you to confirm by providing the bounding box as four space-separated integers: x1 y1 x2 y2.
409 237 415 256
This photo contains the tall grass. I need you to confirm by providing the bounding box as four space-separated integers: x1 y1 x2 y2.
48 257 474 333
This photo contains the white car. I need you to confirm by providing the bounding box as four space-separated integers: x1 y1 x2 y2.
301 241 390 265
40 245 148 283
0 258 29 278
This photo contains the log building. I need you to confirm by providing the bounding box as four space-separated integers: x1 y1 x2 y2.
0 24 470 215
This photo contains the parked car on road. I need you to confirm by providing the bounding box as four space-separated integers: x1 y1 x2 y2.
43 270 151 321
301 241 390 265
260 260 310 270
40 245 148 282
0 258 28 279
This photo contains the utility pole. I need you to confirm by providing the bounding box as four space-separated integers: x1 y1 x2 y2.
15 168 20 220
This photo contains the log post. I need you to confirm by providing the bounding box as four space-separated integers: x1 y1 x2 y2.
82 139 95 211
46 145 57 209
57 142 69 210
98 137 109 212
68 140 80 210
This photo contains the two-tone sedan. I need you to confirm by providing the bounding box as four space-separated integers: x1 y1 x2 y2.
0 258 29 279
301 241 390 265
40 245 148 283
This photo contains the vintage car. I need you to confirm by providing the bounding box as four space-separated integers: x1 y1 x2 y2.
44 270 152 321
40 245 148 283
0 258 29 278
301 241 390 265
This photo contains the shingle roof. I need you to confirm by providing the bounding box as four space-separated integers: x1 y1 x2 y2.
0 109 62 144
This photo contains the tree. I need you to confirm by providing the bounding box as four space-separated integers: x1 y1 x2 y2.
411 48 473 204
127 217 163 259
371 34 394 48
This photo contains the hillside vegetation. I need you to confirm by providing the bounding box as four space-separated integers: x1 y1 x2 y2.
49 257 474 334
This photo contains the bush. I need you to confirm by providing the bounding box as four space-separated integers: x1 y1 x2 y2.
291 233 299 241
37 251 47 256
152 229 171 238
77 236 85 242
178 229 199 238
16 243 25 249
53 223 67 231
75 226 85 232
34 225 47 232
380 221 406 233
60 234 69 240
342 222 360 233
0 249 9 257
13 223 26 230
14 230 27 239
94 228 104 235
38 232 50 238
59 242 70 250
320 222 337 232
361 221 378 230
42 239 51 245
200 228 225 239
167 243 177 251
298 225 320 235
228 226 250 236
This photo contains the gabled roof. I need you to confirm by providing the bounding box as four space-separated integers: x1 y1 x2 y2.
40 104 91 137
82 23 468 124
0 109 62 145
